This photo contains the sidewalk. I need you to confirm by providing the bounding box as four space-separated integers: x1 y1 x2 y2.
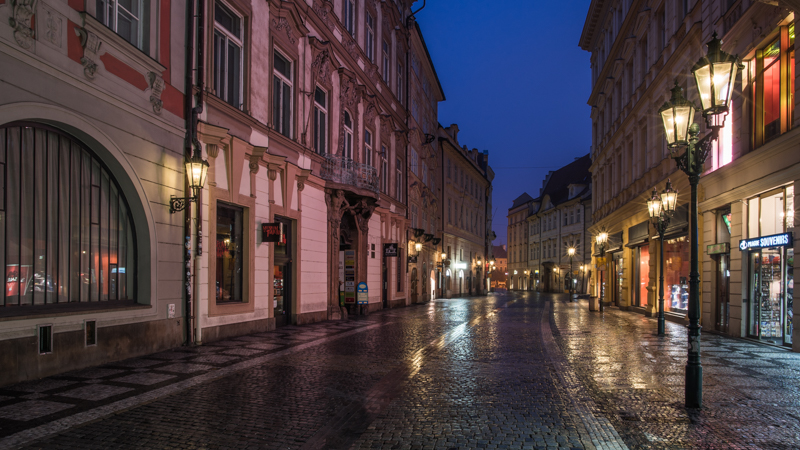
552 297 800 449
0 319 383 449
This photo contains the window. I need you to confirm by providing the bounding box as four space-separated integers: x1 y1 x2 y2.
409 148 418 175
448 199 451 224
216 202 243 303
273 51 293 138
313 87 327 154
343 111 353 159
364 129 373 167
395 158 402 201
343 0 355 36
381 146 388 194
365 12 375 61
382 40 390 83
446 158 451 178
396 250 403 292
397 61 404 103
563 214 567 226
214 2 243 109
0 124 137 307
750 25 794 146
421 161 427 185
411 205 418 229
96 0 150 50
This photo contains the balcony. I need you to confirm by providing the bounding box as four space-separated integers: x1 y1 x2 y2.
320 154 379 194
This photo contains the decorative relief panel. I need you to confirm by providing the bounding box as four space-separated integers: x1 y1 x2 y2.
8 0 38 50
271 17 296 44
147 72 165 114
75 27 101 79
41 3 61 48
313 0 335 31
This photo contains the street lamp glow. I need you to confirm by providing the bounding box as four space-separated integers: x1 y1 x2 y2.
659 82 695 148
660 179 678 215
647 188 663 219
567 247 576 257
596 232 608 246
692 33 738 127
441 252 447 260
415 242 422 252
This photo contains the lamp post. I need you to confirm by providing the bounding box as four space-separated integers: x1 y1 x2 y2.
647 180 678 336
170 154 210 213
595 232 608 312
567 247 576 300
657 33 737 409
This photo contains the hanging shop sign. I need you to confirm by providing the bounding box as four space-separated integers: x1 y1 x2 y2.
261 222 281 243
357 282 368 305
452 262 467 270
738 232 793 251
706 242 730 255
383 243 398 257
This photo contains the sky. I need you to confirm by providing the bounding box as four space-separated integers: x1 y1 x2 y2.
415 0 593 247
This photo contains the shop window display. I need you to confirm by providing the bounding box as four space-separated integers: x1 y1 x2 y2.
216 203 243 303
637 245 649 307
749 248 792 346
664 236 690 312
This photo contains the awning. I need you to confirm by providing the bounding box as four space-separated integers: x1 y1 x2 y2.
625 221 650 248
652 204 689 241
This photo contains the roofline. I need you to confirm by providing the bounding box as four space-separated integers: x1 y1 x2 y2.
578 0 605 51
414 21 446 101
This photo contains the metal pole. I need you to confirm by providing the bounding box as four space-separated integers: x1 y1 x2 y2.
658 227 665 336
599 248 605 312
686 172 702 408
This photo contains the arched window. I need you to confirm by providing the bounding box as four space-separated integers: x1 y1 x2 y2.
343 111 353 159
0 124 137 307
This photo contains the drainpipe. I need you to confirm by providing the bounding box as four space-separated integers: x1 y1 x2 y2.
193 0 205 345
183 0 195 346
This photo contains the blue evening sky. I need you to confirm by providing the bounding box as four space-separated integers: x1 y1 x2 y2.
415 0 593 247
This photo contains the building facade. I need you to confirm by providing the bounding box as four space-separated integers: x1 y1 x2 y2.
0 0 188 385
0 0 493 386
507 193 532 290
580 0 800 350
526 155 593 294
490 244 507 290
438 124 493 297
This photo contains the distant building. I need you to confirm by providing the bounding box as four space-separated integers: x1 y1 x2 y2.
507 194 533 290
490 245 508 290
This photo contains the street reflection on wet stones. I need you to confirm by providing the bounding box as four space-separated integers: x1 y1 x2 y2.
6 292 800 449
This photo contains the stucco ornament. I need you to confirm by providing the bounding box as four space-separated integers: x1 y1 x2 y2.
343 35 359 61
9 0 38 50
75 27 101 79
311 49 333 87
313 0 335 31
147 72 165 114
42 4 62 48
271 17 296 44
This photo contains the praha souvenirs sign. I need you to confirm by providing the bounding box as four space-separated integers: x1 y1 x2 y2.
738 232 793 251
261 222 281 243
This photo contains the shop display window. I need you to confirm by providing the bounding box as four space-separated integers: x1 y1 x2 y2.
664 236 690 312
636 245 649 307
216 203 243 303
749 248 792 345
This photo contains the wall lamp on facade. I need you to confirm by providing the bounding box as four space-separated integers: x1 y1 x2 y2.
412 228 426 238
170 154 209 213
432 237 441 246
423 233 434 243
415 242 423 253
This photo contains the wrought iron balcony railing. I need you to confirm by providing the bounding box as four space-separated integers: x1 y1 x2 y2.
320 154 379 194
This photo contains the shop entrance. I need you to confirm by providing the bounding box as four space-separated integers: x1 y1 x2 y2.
273 217 293 327
748 247 794 346
714 254 730 333
410 268 418 303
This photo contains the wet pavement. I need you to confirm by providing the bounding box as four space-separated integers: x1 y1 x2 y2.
0 292 799 449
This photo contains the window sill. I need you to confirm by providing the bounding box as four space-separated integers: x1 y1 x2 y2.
80 12 166 77
0 300 148 321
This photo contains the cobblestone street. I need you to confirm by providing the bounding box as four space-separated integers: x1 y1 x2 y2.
2 292 800 449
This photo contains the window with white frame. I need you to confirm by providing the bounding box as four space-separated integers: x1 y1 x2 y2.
273 50 292 138
343 111 353 159
422 211 427 232
395 158 402 201
96 0 150 51
364 129 373 167
343 0 355 36
365 12 375 61
411 205 417 229
421 161 427 185
381 147 388 194
397 61 404 103
313 87 327 154
409 148 418 175
214 2 243 109
382 40 390 83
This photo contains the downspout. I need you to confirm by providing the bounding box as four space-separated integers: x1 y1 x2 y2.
193 0 206 345
183 0 195 346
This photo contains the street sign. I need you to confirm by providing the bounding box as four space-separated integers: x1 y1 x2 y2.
261 222 281 242
384 243 398 257
357 282 368 305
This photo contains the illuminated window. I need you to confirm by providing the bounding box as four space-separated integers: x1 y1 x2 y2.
749 24 795 147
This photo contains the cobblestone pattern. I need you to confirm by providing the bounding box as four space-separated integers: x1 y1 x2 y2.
551 296 800 449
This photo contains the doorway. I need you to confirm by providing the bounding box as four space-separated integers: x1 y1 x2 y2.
410 267 418 303
273 216 293 327
714 254 730 333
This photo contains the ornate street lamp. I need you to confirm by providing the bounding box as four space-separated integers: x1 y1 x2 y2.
657 33 738 409
567 247 576 300
595 232 608 312
170 153 210 213
647 180 678 337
